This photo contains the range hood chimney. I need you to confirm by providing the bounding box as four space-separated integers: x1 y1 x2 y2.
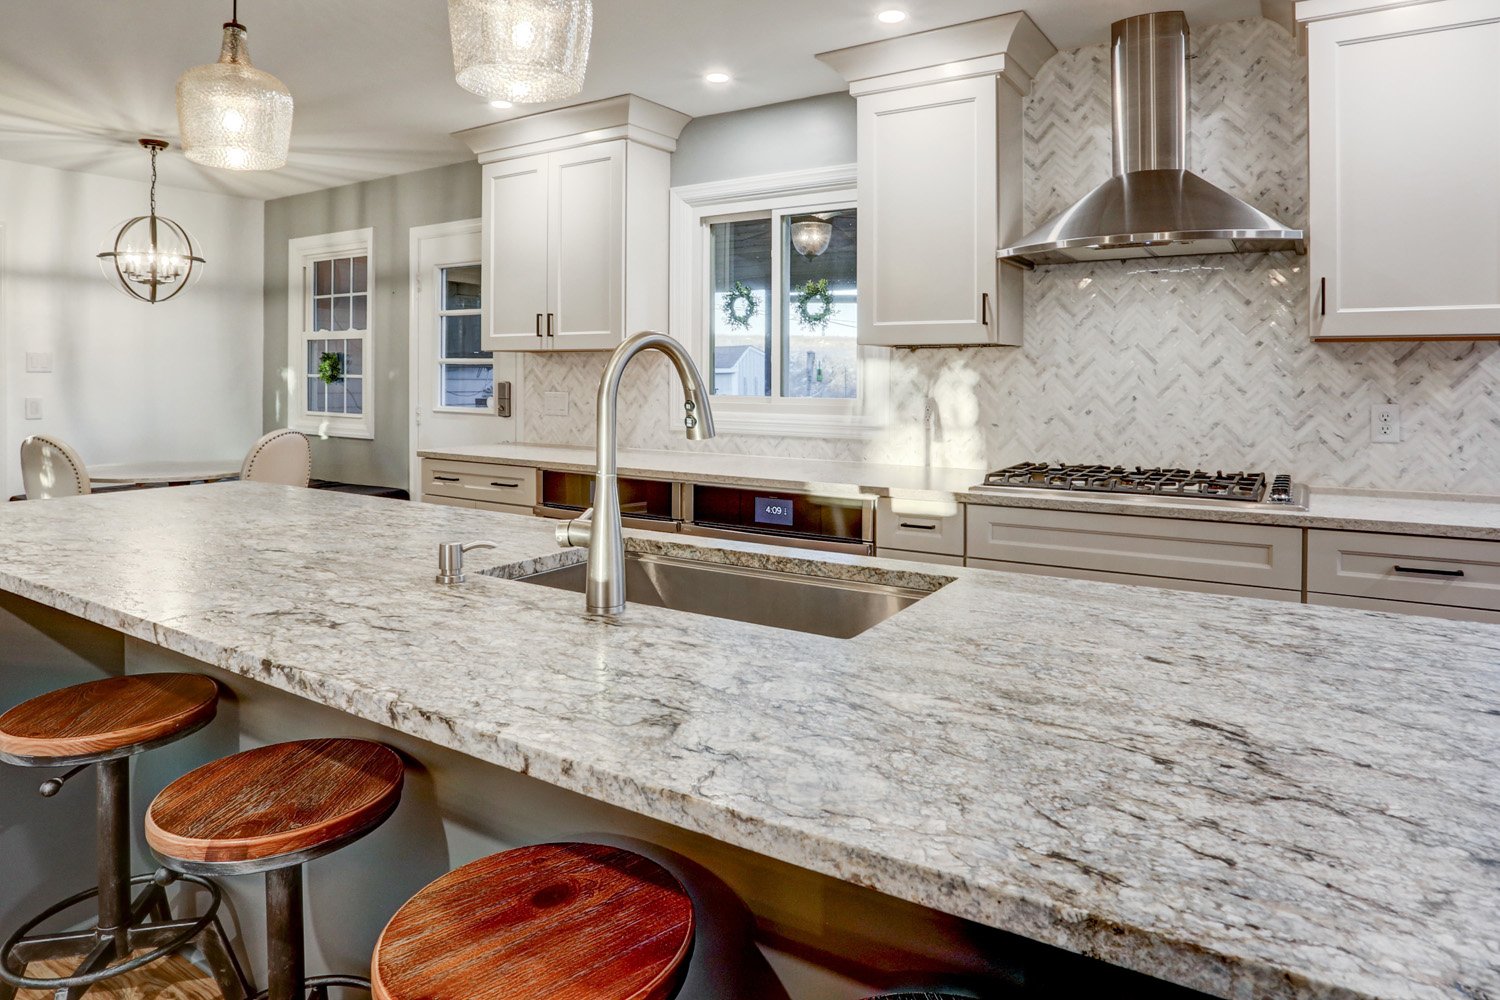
997 11 1304 268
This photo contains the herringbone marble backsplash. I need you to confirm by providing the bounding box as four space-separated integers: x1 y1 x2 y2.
520 18 1500 494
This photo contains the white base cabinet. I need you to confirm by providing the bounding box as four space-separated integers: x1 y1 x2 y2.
1300 0 1500 340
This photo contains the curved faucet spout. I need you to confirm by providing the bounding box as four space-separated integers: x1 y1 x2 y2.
563 332 716 614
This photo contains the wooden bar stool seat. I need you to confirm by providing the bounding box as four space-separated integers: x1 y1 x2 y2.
146 738 404 1000
0 673 218 765
372 843 695 1000
0 673 247 1000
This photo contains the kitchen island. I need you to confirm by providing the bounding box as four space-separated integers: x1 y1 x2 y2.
0 483 1496 1000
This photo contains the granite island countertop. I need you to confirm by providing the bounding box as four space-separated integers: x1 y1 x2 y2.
0 483 1497 1000
418 442 1500 540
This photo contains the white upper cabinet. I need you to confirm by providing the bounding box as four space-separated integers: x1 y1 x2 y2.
819 13 1055 347
459 96 687 352
1300 0 1500 340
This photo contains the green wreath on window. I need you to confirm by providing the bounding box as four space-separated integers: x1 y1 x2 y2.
317 351 344 385
721 280 758 330
794 279 834 331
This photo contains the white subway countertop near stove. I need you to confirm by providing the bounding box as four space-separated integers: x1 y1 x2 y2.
417 443 1500 540
0 485 1495 1000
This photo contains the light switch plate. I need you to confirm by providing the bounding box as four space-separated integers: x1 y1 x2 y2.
544 391 569 417
23 398 42 420
25 352 53 373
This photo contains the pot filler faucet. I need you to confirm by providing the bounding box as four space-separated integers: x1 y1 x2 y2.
556 331 716 613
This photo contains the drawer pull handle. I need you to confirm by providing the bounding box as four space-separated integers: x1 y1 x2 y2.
433 475 460 482
899 522 938 530
1393 565 1465 578
490 480 520 488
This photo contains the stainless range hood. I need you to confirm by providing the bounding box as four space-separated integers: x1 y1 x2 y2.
997 11 1304 268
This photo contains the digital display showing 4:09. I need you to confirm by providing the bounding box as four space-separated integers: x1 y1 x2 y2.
754 496 795 527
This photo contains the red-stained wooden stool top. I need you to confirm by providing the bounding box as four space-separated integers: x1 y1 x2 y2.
372 843 695 1000
145 738 403 867
0 673 219 762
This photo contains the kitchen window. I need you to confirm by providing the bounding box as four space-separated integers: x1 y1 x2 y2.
287 229 374 439
671 166 887 438
435 263 492 409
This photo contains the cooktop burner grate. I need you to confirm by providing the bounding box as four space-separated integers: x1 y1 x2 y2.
978 463 1300 504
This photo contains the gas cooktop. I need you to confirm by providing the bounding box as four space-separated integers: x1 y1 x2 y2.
970 463 1309 510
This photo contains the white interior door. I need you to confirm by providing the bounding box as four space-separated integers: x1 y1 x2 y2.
411 221 518 499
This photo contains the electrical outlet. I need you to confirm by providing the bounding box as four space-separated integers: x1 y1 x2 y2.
23 398 42 420
1371 404 1401 443
543 391 569 417
24 352 53 373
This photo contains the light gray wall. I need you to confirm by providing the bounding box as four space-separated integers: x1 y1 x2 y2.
671 92 856 187
262 160 481 490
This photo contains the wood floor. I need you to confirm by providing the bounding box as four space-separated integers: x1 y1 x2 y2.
18 952 223 1000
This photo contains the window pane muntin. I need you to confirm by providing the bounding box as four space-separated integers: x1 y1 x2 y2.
708 216 772 398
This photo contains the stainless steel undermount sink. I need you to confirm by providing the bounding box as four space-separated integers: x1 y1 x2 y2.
513 551 940 639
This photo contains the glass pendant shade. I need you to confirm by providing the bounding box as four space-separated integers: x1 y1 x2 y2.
176 22 293 170
448 0 593 104
97 141 205 305
791 219 834 257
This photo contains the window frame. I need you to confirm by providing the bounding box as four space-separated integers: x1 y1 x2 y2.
432 260 493 414
286 228 374 440
670 166 888 439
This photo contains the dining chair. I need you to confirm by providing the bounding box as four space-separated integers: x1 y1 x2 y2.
240 429 312 487
19 435 91 499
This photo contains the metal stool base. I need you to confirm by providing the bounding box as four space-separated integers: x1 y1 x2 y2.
248 973 371 1000
0 871 250 1000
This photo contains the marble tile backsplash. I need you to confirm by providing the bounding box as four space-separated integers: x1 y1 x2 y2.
519 18 1500 494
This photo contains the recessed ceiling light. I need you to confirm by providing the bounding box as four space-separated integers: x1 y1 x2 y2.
704 72 731 84
877 9 907 24
489 99 513 109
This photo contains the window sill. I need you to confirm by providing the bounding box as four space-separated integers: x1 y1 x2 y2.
291 414 374 440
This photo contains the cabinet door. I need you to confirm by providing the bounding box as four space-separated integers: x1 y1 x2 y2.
858 77 999 347
548 141 625 351
1308 0 1500 339
482 155 551 351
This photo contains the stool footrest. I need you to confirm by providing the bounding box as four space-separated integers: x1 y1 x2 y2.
250 972 372 1000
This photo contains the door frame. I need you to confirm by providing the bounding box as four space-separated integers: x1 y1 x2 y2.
407 218 522 501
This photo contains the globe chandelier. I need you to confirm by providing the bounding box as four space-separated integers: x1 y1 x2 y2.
97 140 205 305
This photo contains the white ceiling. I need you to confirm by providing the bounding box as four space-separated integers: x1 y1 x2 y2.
0 0 1266 201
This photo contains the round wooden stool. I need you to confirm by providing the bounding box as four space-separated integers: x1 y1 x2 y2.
146 738 404 1000
372 843 695 1000
0 673 248 1000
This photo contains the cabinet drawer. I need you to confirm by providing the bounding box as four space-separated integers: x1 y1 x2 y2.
966 556 1302 602
422 460 537 507
1307 530 1500 612
876 497 964 556
966 506 1302 591
878 548 965 568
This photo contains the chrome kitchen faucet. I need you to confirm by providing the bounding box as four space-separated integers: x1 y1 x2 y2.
556 331 716 613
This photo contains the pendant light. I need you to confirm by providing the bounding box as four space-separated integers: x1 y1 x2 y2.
791 215 834 257
97 140 205 305
176 0 293 171
448 0 593 104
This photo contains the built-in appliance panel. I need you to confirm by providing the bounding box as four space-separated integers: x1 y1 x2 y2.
690 485 870 545
966 506 1303 591
538 470 678 522
422 459 538 508
1306 530 1500 613
876 497 965 556
966 556 1302 602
